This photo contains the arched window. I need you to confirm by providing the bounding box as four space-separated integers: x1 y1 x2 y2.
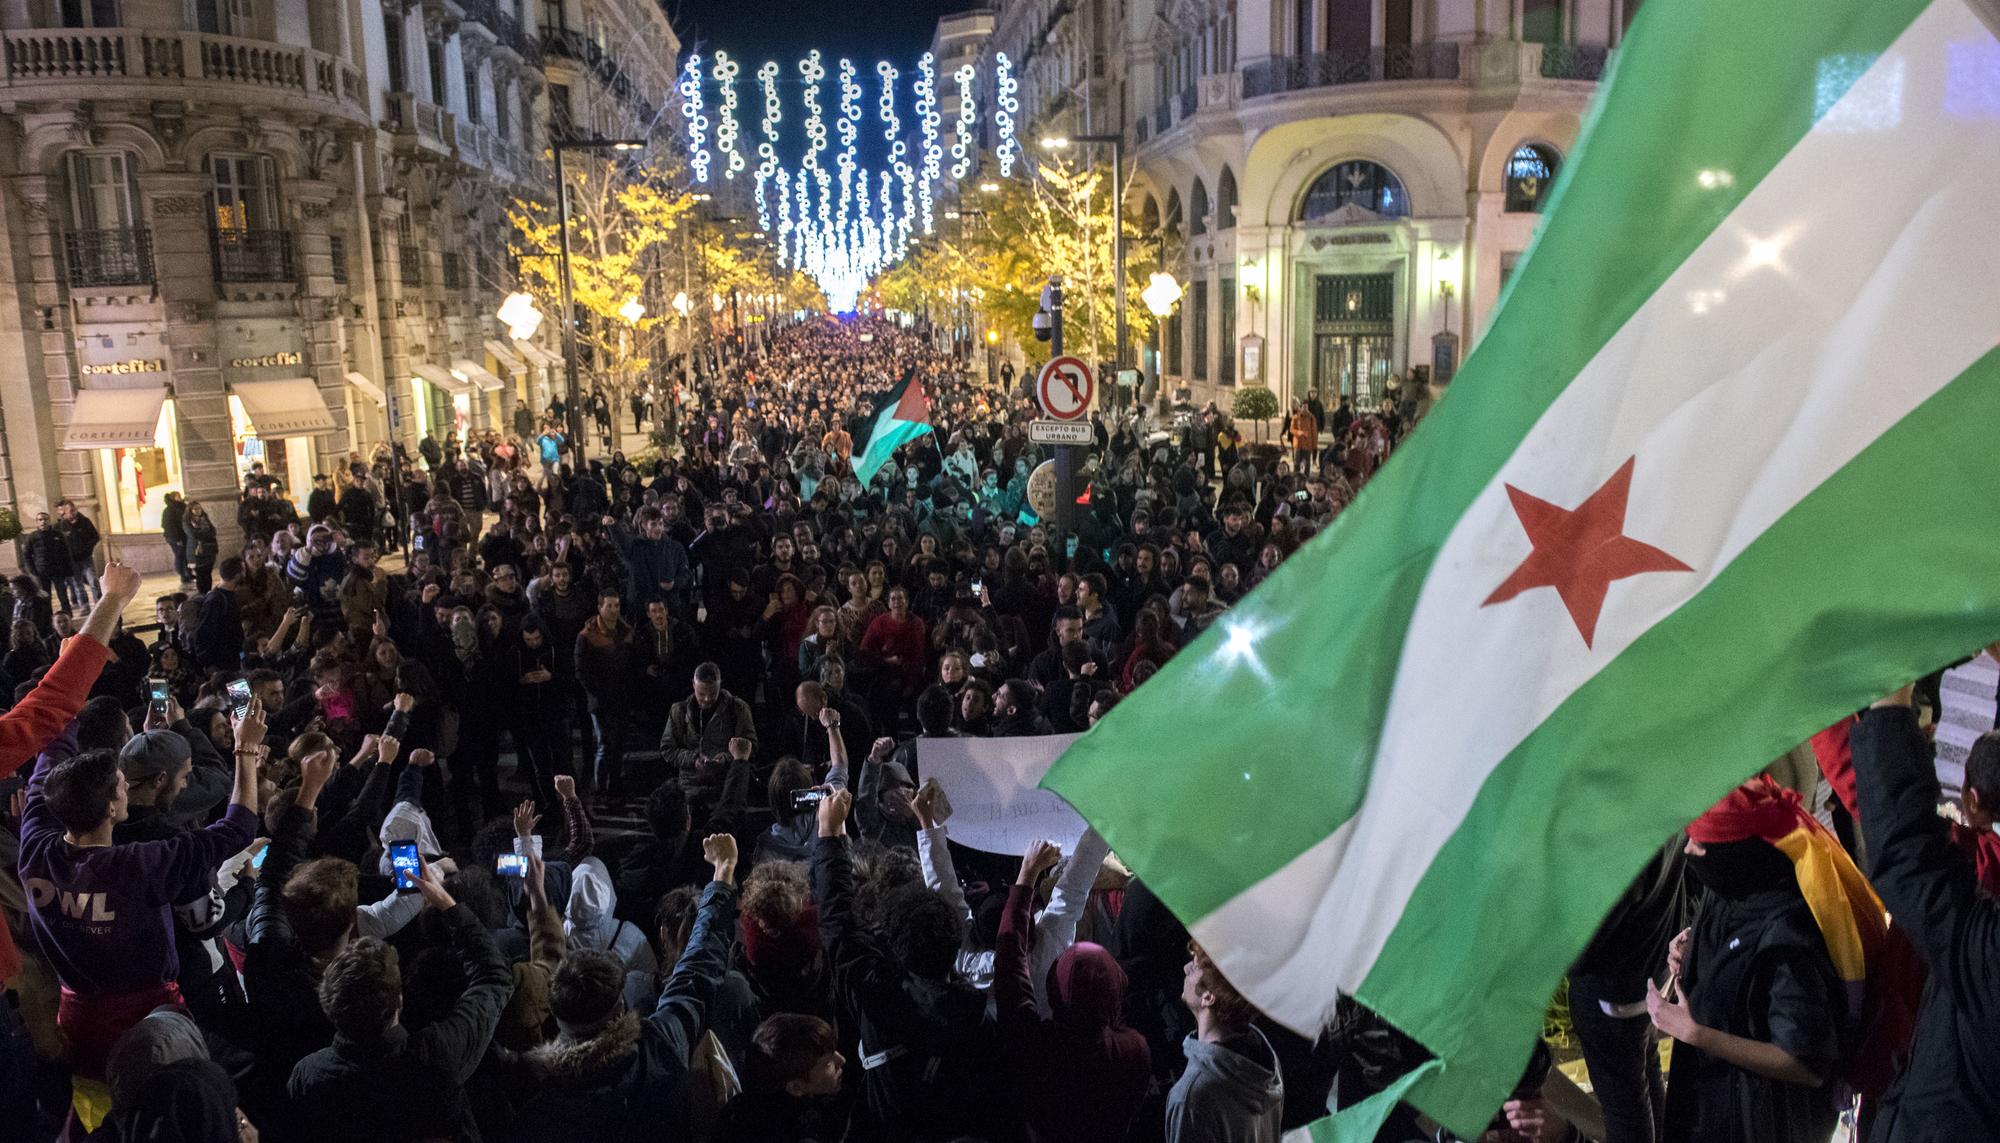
1165 188 1183 239
1299 160 1409 222
1216 167 1238 229
1505 143 1561 213
1139 195 1161 238
1189 178 1210 236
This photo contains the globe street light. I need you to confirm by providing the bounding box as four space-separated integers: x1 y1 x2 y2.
619 296 647 324
1142 272 1182 401
497 292 544 341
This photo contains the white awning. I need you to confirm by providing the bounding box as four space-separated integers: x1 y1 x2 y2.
63 386 168 450
411 362 472 395
452 358 505 393
231 378 337 439
512 339 562 368
483 339 529 377
345 371 387 407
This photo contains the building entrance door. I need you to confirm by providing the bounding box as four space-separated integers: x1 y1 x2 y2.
1310 273 1395 406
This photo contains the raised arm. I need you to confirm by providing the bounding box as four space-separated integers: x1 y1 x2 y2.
647 834 740 1063
1852 690 1994 968
413 876 513 1086
911 783 969 922
1032 826 1110 961
997 842 1061 1025
0 564 138 776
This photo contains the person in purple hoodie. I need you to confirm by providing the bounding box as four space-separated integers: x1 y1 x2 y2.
18 695 266 1085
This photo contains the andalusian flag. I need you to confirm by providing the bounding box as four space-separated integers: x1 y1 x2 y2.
851 371 932 486
1043 0 2000 1135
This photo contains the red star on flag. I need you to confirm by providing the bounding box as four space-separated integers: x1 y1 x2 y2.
1482 457 1692 648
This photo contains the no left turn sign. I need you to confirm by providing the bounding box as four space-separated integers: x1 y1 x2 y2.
1036 357 1094 421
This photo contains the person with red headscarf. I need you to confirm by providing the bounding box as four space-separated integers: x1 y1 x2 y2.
996 839 1150 1143
1647 776 1858 1143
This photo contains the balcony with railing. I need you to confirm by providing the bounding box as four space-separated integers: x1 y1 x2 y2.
460 0 544 64
1539 44 1610 80
1 28 366 121
64 227 154 288
1242 43 1463 98
385 91 452 154
212 229 295 283
399 244 425 286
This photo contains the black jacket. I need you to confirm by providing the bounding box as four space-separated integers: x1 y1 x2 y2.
22 526 73 579
503 881 738 1142
1854 707 2000 1142
288 904 512 1143
810 835 1001 1143
237 803 338 1137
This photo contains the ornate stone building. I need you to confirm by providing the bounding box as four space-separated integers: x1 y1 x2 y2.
969 0 1637 409
0 0 678 568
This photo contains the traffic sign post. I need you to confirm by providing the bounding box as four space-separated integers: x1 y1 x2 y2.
1036 356 1095 421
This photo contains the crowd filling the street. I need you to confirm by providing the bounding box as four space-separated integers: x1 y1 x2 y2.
1 311 1997 1143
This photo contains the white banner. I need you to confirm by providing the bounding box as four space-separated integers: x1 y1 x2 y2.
919 733 1087 855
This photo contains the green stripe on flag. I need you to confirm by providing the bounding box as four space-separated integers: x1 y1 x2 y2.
1361 344 2000 1130
1043 0 1931 922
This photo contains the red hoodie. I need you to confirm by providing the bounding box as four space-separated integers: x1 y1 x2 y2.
996 883 1151 1143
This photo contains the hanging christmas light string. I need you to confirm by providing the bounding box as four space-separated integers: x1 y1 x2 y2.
951 63 977 181
995 52 1020 177
800 50 827 172
754 61 782 231
680 53 710 183
916 52 940 235
713 51 745 179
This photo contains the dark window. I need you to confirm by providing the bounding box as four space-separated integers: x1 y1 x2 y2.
1216 168 1237 229
550 84 573 137
1523 0 1563 44
1505 143 1560 213
1166 310 1182 375
59 0 118 28
1189 179 1209 237
1218 278 1236 384
465 64 482 123
1385 0 1413 47
1294 0 1313 53
1314 274 1395 324
383 16 406 92
1165 189 1183 239
1300 160 1409 221
1191 279 1209 381
428 41 447 107
1327 0 1371 53
329 234 349 284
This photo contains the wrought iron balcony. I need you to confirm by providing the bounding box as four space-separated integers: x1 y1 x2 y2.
212 228 294 282
1540 44 1610 80
1242 44 1462 99
64 227 155 288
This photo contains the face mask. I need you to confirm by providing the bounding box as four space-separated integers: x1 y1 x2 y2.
1685 838 1793 900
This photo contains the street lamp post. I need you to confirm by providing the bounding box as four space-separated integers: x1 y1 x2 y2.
1041 134 1126 378
553 135 645 470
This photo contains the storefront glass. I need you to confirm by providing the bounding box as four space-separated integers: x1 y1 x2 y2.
92 399 183 535
228 394 315 509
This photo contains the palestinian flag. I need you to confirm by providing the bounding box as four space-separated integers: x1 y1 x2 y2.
852 370 932 486
1041 0 2000 1134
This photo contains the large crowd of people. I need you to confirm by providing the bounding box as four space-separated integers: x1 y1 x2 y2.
0 315 1992 1143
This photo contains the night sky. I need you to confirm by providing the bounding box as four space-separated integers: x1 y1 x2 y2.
667 0 967 69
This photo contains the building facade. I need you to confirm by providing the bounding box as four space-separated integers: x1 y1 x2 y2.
971 0 1637 410
0 0 678 570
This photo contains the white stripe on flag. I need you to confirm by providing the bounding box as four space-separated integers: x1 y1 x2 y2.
1194 0 2000 1031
